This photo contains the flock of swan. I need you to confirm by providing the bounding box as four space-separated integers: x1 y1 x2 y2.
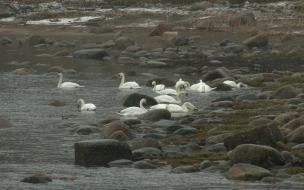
57 72 247 116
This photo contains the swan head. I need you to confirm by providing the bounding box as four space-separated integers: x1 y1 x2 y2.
185 102 198 111
117 73 124 78
58 73 63 77
77 99 85 108
180 91 188 97
152 81 156 87
141 98 147 104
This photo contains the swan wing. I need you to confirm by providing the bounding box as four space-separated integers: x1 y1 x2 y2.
167 104 184 112
154 95 177 103
149 104 167 110
61 82 84 88
156 84 165 91
156 89 178 95
120 82 141 89
81 103 96 111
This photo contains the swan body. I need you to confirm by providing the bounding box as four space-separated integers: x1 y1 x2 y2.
57 73 84 88
152 81 165 91
118 99 147 116
156 83 183 95
189 80 205 90
77 99 96 111
118 73 141 89
197 83 216 93
223 80 248 88
154 91 188 104
150 102 198 113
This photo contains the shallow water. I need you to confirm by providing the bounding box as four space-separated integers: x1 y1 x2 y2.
0 46 302 189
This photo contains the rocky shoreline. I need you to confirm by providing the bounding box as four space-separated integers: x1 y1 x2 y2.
1 0 304 186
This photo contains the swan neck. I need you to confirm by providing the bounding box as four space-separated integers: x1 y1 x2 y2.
181 103 188 111
177 93 183 103
139 100 147 112
120 74 125 87
57 75 63 88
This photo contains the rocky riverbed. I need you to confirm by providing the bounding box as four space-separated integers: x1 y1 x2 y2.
1 0 304 189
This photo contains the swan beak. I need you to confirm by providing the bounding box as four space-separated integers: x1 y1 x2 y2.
185 93 189 97
193 108 198 111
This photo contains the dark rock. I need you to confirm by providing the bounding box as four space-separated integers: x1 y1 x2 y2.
138 109 171 122
0 118 12 128
242 34 268 48
47 66 65 73
11 68 30 75
227 144 285 168
171 165 200 174
108 159 133 168
224 123 283 151
21 173 52 184
149 23 174 36
273 112 300 125
145 77 176 87
113 37 135 50
286 126 304 143
74 139 132 167
248 117 273 127
25 35 45 45
122 93 157 107
143 36 174 51
282 118 304 130
202 67 234 82
108 131 131 141
132 137 162 151
132 161 157 169
270 85 302 99
95 27 113 34
172 36 189 46
97 116 120 126
73 49 108 60
49 100 65 107
173 127 198 135
226 163 272 181
100 121 133 139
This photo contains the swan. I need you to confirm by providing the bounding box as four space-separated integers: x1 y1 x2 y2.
150 102 198 113
152 81 165 92
117 98 147 116
223 80 248 88
77 99 96 111
167 102 198 113
156 83 183 95
188 80 206 91
57 73 84 88
197 83 216 93
175 78 185 89
117 72 141 89
154 91 188 104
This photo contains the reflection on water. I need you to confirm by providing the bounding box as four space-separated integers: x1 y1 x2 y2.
1 46 301 189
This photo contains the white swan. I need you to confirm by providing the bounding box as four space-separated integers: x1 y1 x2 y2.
117 98 147 116
117 73 141 89
150 102 198 113
77 99 96 111
152 81 165 92
175 78 185 89
223 80 248 88
154 91 188 104
188 80 205 91
156 83 183 95
197 83 216 93
57 73 84 88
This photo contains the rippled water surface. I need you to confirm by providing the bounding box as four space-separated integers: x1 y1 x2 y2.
0 47 303 189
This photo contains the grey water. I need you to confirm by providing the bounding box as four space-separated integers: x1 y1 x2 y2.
0 47 302 189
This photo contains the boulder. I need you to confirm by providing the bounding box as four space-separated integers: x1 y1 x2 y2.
224 124 283 150
235 93 258 102
108 131 131 141
229 11 256 27
131 137 162 151
145 77 176 87
172 36 189 46
149 23 174 36
286 47 304 58
171 165 200 174
247 117 273 127
122 93 157 107
273 112 300 125
143 36 174 51
11 68 30 75
113 37 135 50
137 109 171 122
190 1 213 11
49 100 65 107
227 144 285 168
73 49 108 60
286 125 304 143
100 121 133 139
282 118 304 130
226 163 272 181
162 31 178 41
0 118 12 128
242 34 268 48
202 67 234 82
25 35 45 46
47 66 65 73
97 116 120 126
108 159 133 168
74 139 132 167
270 85 302 99
21 173 52 184
132 161 158 169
